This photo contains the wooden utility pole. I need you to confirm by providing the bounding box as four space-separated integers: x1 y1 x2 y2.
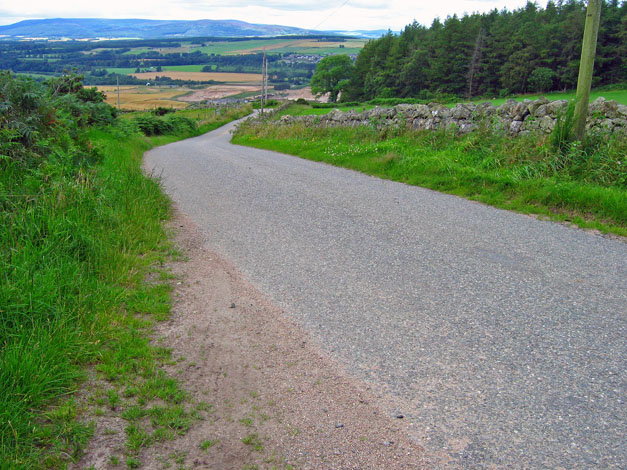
116 75 120 110
573 0 602 140
264 53 268 105
261 52 266 115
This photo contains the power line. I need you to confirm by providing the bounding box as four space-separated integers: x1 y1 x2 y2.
312 0 351 30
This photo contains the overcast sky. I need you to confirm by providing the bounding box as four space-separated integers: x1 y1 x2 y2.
0 0 536 30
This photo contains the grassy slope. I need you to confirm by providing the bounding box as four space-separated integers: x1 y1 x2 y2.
474 88 627 106
273 103 377 116
233 119 627 237
0 106 251 469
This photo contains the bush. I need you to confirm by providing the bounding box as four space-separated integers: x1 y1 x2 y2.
132 114 196 136
0 71 116 165
311 101 360 108
529 67 555 93
152 106 175 116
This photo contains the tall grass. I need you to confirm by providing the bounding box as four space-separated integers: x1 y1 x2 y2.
0 73 252 468
233 118 627 235
0 126 169 468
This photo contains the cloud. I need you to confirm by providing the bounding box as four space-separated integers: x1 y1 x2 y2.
0 0 533 30
175 0 390 11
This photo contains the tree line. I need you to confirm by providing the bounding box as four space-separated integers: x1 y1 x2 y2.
340 0 625 101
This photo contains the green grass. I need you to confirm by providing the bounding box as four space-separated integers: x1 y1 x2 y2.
192 39 291 55
15 72 57 79
233 118 627 237
162 65 207 72
473 88 627 106
271 103 376 117
190 38 365 55
0 99 251 468
281 87 626 117
241 433 264 452
121 105 253 135
200 439 217 451
0 125 174 468
113 38 365 57
110 64 211 72
105 67 140 75
123 48 153 55
270 46 363 55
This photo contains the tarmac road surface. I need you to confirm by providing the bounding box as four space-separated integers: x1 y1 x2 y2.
145 118 626 469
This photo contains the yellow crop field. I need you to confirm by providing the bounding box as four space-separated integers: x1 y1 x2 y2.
132 71 262 82
97 85 136 93
97 85 191 110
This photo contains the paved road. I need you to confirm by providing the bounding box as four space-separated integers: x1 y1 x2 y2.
145 119 626 470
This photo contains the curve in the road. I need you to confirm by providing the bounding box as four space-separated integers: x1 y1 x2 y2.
145 119 626 470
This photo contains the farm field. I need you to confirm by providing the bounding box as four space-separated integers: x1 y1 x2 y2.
193 38 294 55
124 46 190 55
97 85 191 110
177 84 261 102
106 65 212 74
160 65 207 72
105 67 142 74
119 38 367 56
267 40 365 55
131 71 262 83
96 82 268 109
218 39 366 55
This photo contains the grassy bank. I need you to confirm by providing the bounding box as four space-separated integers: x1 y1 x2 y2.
0 72 251 468
233 118 627 236
474 87 627 107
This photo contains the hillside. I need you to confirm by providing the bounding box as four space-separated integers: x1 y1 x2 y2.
0 18 325 39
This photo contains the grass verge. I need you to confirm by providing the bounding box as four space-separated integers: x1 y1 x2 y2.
232 118 627 237
0 100 251 468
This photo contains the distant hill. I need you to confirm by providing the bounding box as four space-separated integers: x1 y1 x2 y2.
0 18 329 39
0 18 385 40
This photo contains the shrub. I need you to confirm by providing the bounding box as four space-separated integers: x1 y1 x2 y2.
132 115 196 136
529 67 555 93
152 106 175 116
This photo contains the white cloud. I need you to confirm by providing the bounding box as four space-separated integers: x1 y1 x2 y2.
0 0 533 29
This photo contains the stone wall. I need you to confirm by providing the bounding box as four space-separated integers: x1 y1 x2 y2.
272 97 626 136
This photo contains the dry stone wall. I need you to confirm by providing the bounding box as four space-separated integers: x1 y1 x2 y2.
274 97 626 136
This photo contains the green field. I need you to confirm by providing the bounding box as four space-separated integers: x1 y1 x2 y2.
105 66 142 74
474 88 627 106
274 103 377 116
270 45 363 55
192 39 295 55
105 65 208 74
118 38 367 56
16 72 56 79
162 64 207 72
123 47 153 55
284 87 627 116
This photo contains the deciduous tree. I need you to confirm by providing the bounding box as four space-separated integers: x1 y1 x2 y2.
311 55 354 102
